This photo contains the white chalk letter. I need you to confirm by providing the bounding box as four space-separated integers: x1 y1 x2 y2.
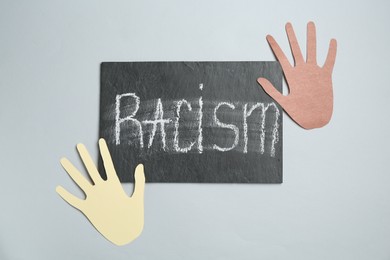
243 102 280 156
115 93 143 147
243 103 264 153
142 98 171 151
212 102 239 152
197 95 203 153
174 99 195 153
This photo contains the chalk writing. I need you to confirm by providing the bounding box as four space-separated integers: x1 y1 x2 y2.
109 89 280 157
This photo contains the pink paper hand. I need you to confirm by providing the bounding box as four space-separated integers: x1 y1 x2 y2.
257 22 337 129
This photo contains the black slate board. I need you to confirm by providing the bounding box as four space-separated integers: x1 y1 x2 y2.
99 62 283 183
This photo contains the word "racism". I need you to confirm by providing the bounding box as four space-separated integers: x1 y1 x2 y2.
112 88 280 157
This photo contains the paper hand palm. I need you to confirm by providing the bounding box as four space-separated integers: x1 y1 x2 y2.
56 139 145 246
257 22 337 129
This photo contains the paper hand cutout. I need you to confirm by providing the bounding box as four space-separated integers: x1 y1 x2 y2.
56 138 145 246
257 22 337 129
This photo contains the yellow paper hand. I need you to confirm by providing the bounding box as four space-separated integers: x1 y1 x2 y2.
56 138 145 246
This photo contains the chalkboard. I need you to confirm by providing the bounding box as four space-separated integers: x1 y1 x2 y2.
99 62 283 183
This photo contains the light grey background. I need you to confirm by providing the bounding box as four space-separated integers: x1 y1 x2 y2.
0 0 389 259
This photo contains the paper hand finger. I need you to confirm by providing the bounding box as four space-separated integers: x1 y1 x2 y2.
77 143 103 185
285 22 304 65
306 21 317 64
323 39 337 72
98 138 120 182
131 164 145 199
56 185 84 210
257 77 285 105
60 157 91 192
266 35 292 72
